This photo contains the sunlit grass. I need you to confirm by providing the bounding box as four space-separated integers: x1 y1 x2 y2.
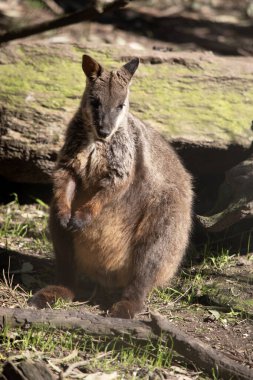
0 325 175 377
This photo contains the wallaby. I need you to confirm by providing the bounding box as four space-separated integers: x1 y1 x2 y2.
29 55 193 318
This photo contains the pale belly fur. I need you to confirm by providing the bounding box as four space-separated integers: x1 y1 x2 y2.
73 210 133 289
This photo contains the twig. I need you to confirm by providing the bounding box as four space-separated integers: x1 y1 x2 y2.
47 359 62 373
51 349 79 365
63 353 110 378
0 0 131 44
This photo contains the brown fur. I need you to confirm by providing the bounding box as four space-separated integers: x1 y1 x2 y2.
29 55 193 318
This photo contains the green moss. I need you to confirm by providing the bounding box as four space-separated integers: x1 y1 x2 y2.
0 49 83 110
1 45 253 144
73 46 118 68
131 63 253 141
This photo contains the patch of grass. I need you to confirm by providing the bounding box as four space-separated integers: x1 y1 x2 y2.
203 248 233 270
0 194 51 256
0 215 28 240
51 297 74 310
0 326 176 378
0 270 30 308
151 286 185 305
0 194 29 239
0 193 47 238
154 243 253 320
151 243 247 313
150 270 208 311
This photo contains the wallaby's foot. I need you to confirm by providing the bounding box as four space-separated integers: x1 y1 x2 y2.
110 299 143 319
58 210 71 229
68 209 93 231
28 285 74 309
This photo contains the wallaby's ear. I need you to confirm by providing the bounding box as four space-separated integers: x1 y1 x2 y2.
82 55 103 80
121 58 140 81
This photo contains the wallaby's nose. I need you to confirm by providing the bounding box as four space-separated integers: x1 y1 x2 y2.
97 128 110 138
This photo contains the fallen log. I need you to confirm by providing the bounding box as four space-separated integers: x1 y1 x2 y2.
0 307 252 380
0 44 253 184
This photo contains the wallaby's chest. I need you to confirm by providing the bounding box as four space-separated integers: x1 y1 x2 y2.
73 138 133 185
72 143 108 183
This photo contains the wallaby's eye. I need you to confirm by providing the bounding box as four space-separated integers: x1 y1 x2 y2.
117 104 125 111
90 98 101 109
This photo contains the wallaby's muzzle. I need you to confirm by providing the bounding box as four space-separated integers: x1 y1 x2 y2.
97 127 111 139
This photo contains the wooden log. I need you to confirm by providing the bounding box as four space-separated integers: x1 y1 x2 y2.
0 307 252 380
0 44 253 184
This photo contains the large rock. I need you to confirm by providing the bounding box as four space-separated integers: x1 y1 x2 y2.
0 43 253 183
198 155 253 232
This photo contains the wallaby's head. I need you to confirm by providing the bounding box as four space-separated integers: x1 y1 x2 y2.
81 55 139 140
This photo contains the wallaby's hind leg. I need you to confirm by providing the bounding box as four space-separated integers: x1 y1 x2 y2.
110 244 184 318
110 211 189 318
110 248 163 318
28 205 76 309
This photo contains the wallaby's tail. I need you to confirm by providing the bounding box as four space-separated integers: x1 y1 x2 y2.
28 285 75 309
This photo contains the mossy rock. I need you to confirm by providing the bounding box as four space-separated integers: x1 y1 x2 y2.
1 43 253 183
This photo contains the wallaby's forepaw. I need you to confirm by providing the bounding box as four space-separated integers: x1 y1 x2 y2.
68 210 93 231
58 210 71 229
28 285 74 309
110 300 142 319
